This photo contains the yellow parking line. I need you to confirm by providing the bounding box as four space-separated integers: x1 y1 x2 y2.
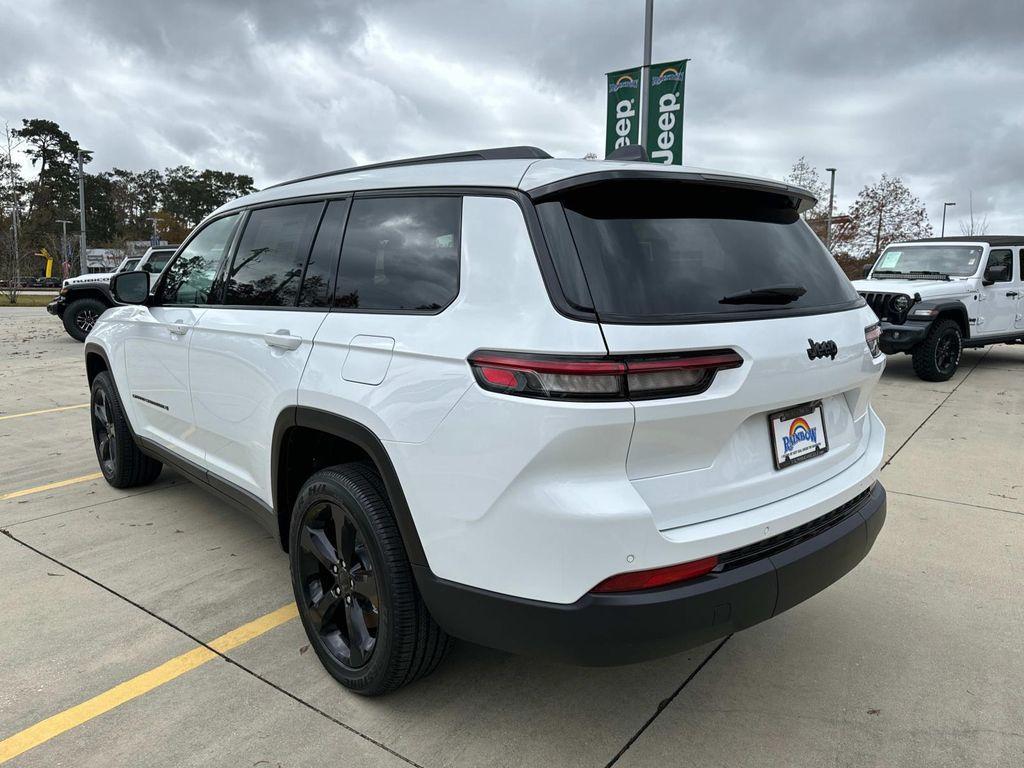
0 603 299 764
0 473 104 501
0 403 89 421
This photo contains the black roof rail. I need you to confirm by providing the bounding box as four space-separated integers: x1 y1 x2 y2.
267 146 552 190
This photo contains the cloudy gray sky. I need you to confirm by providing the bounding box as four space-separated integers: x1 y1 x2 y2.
1 0 1022 232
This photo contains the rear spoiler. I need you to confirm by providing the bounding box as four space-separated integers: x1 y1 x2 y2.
526 169 817 214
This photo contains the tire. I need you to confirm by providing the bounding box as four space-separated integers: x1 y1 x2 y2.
912 319 962 382
289 463 451 696
90 371 163 488
63 297 107 342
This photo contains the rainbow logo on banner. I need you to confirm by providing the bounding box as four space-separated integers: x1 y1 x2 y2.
783 417 817 453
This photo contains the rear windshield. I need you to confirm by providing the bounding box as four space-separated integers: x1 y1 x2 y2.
539 181 860 323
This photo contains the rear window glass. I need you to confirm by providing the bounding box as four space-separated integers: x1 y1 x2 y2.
335 196 460 312
544 182 859 322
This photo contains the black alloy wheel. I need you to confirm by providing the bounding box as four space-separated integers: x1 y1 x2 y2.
288 464 451 695
91 387 117 477
934 328 960 375
296 500 380 668
912 318 962 382
76 307 99 334
63 297 107 342
88 371 163 487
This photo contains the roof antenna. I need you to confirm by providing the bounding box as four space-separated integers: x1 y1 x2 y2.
606 145 649 162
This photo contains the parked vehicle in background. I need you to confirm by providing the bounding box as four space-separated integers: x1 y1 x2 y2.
83 147 886 695
852 236 1024 380
47 246 177 341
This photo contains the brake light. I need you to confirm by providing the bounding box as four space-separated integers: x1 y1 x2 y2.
865 323 882 358
591 556 719 593
468 349 743 401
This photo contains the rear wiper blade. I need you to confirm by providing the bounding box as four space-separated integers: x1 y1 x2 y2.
719 284 807 305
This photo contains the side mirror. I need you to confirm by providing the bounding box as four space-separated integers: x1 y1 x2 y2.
111 270 149 304
862 264 873 279
983 264 1008 285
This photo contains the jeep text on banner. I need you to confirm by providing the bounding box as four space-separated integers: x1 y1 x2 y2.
645 60 688 165
605 68 642 156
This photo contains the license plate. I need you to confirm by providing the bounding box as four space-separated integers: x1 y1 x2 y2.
768 401 829 470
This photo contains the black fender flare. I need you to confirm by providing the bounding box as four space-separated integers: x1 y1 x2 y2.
912 299 971 339
272 406 428 567
64 284 115 306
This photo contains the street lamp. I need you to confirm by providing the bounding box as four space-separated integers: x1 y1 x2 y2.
145 216 159 247
941 201 956 237
77 149 90 274
825 167 837 250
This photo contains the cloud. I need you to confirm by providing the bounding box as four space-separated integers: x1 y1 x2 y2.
0 0 1021 232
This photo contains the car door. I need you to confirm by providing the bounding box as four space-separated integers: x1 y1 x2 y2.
1015 248 1024 331
188 200 346 507
977 248 1016 336
122 213 241 464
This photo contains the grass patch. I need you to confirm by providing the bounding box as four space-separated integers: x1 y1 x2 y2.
0 293 56 307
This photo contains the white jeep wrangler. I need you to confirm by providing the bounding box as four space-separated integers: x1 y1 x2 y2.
48 246 177 341
852 237 1024 380
84 147 887 695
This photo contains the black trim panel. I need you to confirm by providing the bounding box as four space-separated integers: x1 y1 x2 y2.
136 436 277 535
415 482 885 666
273 406 428 566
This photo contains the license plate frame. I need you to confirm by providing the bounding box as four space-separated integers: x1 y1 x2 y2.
768 400 829 470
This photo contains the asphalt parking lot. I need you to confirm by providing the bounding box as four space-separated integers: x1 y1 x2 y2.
1 306 1022 767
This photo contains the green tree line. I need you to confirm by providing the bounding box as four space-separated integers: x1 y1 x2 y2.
2 117 255 273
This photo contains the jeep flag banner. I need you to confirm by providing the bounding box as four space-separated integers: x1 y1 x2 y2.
645 60 687 165
605 67 642 156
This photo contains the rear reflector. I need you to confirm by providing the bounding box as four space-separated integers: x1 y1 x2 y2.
591 556 719 593
468 349 742 401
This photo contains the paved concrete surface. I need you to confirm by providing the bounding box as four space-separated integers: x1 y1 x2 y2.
1 307 1022 767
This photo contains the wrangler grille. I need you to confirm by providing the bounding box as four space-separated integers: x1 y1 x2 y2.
715 486 874 572
859 292 909 324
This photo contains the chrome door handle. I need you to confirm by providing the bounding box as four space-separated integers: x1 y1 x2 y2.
168 324 189 336
264 332 302 351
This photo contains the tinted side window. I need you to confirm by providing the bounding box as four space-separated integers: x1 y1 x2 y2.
298 199 349 308
335 197 460 312
225 203 324 306
160 215 239 305
987 249 1012 282
144 253 172 273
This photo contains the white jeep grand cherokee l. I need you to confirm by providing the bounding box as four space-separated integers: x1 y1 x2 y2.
85 147 887 695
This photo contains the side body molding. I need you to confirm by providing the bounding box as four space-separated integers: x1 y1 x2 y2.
272 406 428 567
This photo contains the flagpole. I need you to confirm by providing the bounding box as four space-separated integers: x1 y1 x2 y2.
639 0 654 145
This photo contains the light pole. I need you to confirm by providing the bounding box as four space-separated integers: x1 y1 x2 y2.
941 201 956 237
77 149 89 274
56 219 71 278
146 216 159 247
638 0 654 143
825 167 837 250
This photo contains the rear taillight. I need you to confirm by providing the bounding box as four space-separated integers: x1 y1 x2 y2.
468 349 743 401
591 556 719 593
865 323 882 358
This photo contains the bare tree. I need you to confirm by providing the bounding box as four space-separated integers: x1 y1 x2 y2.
959 191 989 236
1 121 25 303
836 173 932 261
784 157 828 221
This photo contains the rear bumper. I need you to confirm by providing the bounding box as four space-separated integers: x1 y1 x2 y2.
879 320 928 353
416 481 886 665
